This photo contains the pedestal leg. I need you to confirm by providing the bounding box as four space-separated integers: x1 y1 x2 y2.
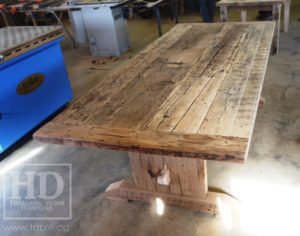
105 153 238 215
272 4 281 54
220 6 228 22
284 0 291 32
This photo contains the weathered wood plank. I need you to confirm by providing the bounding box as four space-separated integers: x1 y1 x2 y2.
198 24 265 136
105 180 238 215
174 24 262 133
54 25 191 125
175 158 207 198
230 24 274 140
34 124 248 163
146 24 252 132
85 25 224 129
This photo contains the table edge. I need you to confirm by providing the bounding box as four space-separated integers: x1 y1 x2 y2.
34 123 249 163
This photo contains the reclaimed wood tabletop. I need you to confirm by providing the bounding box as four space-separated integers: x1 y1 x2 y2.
34 22 275 164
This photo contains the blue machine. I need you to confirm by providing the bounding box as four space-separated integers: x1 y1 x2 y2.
0 26 73 154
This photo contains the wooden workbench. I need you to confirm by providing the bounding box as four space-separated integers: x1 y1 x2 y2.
34 22 275 214
217 0 291 54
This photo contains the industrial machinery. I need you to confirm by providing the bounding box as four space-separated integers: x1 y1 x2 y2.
0 26 73 154
0 0 131 57
0 0 176 56
68 0 130 57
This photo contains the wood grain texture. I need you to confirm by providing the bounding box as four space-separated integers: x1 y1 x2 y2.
105 180 239 215
129 153 207 198
34 124 248 162
34 22 275 163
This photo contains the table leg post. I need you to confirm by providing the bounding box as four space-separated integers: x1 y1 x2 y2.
28 12 37 26
170 0 174 20
220 6 228 22
0 10 9 26
284 0 291 32
272 4 281 54
105 153 238 214
174 0 179 24
181 0 185 14
240 10 247 22
153 6 162 37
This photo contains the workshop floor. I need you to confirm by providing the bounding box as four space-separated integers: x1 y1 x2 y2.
1 7 300 236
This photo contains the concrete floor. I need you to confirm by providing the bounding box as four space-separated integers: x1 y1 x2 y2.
0 9 300 236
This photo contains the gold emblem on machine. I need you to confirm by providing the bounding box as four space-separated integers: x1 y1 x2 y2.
16 73 45 95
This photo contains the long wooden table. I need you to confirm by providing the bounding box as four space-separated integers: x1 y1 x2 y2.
34 22 275 214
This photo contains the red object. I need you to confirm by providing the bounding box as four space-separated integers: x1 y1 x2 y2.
9 6 17 14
